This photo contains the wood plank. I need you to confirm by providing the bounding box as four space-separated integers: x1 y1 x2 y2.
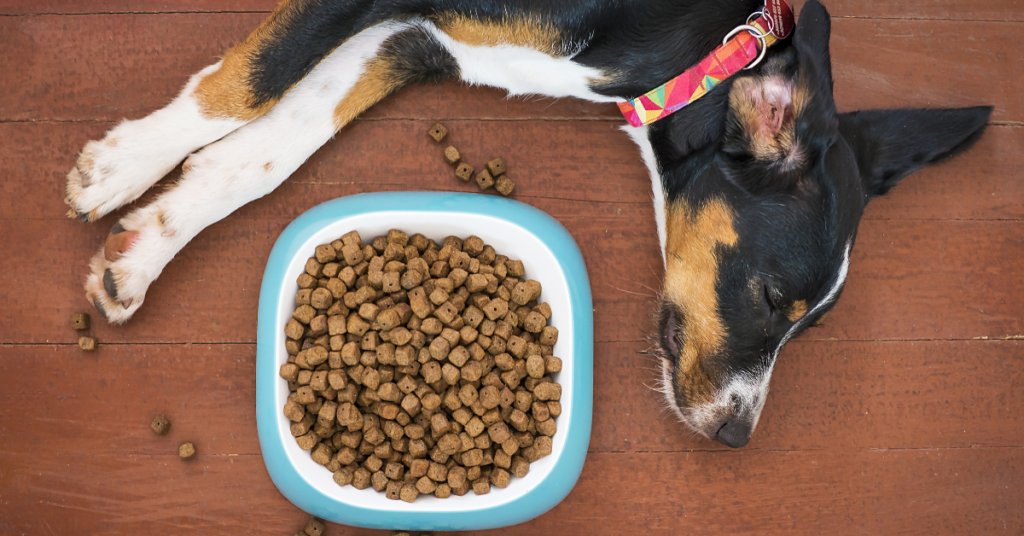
3 198 1021 344
864 125 1024 221
793 0 1024 22
1 341 1019 457
3 119 1019 223
592 340 1024 452
830 20 1023 123
0 14 619 122
1 16 1020 123
3 0 1020 23
550 449 1024 535
0 120 652 219
2 119 1020 345
1 447 1019 535
0 0 278 14
0 201 661 345
817 218 1024 342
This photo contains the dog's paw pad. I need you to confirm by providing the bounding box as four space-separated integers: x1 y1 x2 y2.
85 249 145 324
103 223 140 262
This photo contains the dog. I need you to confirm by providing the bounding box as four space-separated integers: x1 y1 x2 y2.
65 0 991 448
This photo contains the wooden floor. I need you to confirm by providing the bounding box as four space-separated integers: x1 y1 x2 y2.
1 0 1022 534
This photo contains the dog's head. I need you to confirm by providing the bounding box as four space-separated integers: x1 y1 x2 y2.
651 0 991 447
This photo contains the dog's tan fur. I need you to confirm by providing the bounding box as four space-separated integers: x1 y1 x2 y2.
663 197 738 402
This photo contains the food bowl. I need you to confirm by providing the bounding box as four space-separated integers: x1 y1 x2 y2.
255 192 594 531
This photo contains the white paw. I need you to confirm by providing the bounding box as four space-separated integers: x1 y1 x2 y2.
65 129 177 222
84 209 180 323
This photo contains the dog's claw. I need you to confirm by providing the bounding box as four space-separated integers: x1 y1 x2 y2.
93 299 108 321
103 269 118 299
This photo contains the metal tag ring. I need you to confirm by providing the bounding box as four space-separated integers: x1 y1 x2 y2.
722 24 768 70
748 10 776 37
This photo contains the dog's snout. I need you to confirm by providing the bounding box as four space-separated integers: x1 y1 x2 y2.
714 419 753 448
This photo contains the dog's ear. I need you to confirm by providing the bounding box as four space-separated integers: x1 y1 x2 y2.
838 106 992 200
719 1 840 194
791 0 837 134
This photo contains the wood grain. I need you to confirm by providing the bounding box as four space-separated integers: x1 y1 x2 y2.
0 14 619 122
1 448 1020 535
2 201 1021 345
3 0 1021 21
4 121 1021 221
0 16 1017 122
1 341 1020 457
1 0 1021 534
2 119 1021 345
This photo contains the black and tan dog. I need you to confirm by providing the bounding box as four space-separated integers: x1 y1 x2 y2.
65 0 990 447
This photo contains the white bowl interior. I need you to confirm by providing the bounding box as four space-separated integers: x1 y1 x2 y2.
273 211 574 513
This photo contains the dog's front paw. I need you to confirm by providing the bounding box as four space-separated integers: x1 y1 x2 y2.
83 210 179 323
65 129 174 222
84 223 145 323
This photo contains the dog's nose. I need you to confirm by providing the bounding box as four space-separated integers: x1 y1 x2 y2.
714 420 752 448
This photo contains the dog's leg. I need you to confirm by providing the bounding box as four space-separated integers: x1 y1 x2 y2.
86 22 448 323
65 0 385 222
64 61 250 222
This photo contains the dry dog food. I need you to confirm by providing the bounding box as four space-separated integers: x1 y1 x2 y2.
78 336 97 351
427 122 448 143
282 230 563 501
495 175 515 196
486 158 506 177
443 146 461 165
71 312 91 330
429 123 516 196
150 414 171 435
303 517 326 536
455 162 474 182
179 442 196 460
475 169 495 191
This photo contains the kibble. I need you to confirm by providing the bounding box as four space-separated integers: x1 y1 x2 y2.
443 146 461 165
475 169 495 191
178 442 196 460
78 336 97 351
150 414 171 435
428 122 448 143
281 230 561 501
486 158 507 177
70 312 91 330
304 518 326 536
455 162 474 182
495 175 515 196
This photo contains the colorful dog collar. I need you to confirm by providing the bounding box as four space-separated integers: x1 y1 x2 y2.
618 1 794 127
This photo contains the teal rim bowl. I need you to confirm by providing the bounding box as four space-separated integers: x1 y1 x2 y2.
256 192 594 531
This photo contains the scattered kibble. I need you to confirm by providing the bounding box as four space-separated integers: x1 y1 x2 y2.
150 414 171 435
495 175 515 196
486 158 507 177
78 336 97 351
70 312 91 330
443 146 461 165
178 442 196 460
427 122 448 143
455 162 474 182
429 123 516 196
303 517 325 536
475 169 495 191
